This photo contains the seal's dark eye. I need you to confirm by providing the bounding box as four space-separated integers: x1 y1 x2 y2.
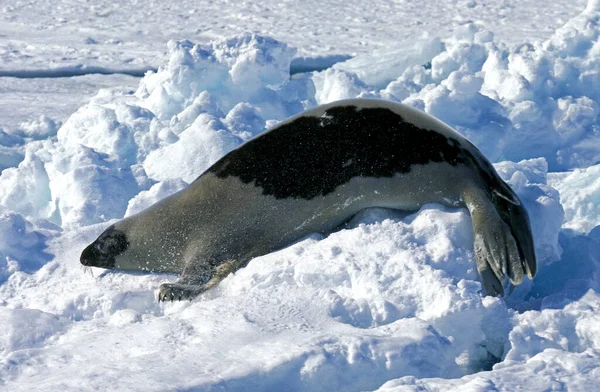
94 241 108 253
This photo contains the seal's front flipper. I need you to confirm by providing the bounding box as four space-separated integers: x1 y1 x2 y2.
157 260 239 302
158 282 204 302
464 186 526 296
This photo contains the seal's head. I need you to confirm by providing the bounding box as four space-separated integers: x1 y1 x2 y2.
80 225 129 269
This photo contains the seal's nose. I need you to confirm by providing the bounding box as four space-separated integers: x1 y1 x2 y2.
80 243 99 266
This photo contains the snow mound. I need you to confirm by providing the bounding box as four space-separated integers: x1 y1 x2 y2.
377 290 600 391
548 164 600 233
14 116 61 140
136 34 305 121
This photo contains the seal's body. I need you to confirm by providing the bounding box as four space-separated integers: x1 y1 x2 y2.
80 99 536 301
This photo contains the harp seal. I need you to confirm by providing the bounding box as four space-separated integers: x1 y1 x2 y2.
80 99 536 301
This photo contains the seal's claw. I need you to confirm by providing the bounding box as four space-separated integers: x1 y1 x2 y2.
157 282 202 303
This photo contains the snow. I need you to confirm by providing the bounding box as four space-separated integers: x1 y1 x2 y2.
0 74 139 132
549 166 600 233
0 0 587 74
1 0 600 390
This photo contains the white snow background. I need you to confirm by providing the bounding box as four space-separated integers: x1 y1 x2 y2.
1 0 600 390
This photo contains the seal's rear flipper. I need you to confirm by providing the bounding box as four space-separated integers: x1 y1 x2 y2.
492 186 537 279
477 263 504 297
464 186 529 296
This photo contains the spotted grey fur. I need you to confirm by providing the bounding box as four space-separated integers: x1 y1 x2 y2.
80 98 536 301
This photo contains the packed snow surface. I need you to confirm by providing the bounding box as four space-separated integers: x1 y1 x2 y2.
0 0 588 129
2 1 600 391
0 0 587 72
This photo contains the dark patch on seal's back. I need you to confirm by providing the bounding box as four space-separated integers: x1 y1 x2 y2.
209 105 475 200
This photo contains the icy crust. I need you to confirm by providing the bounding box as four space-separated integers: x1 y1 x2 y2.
0 3 600 391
